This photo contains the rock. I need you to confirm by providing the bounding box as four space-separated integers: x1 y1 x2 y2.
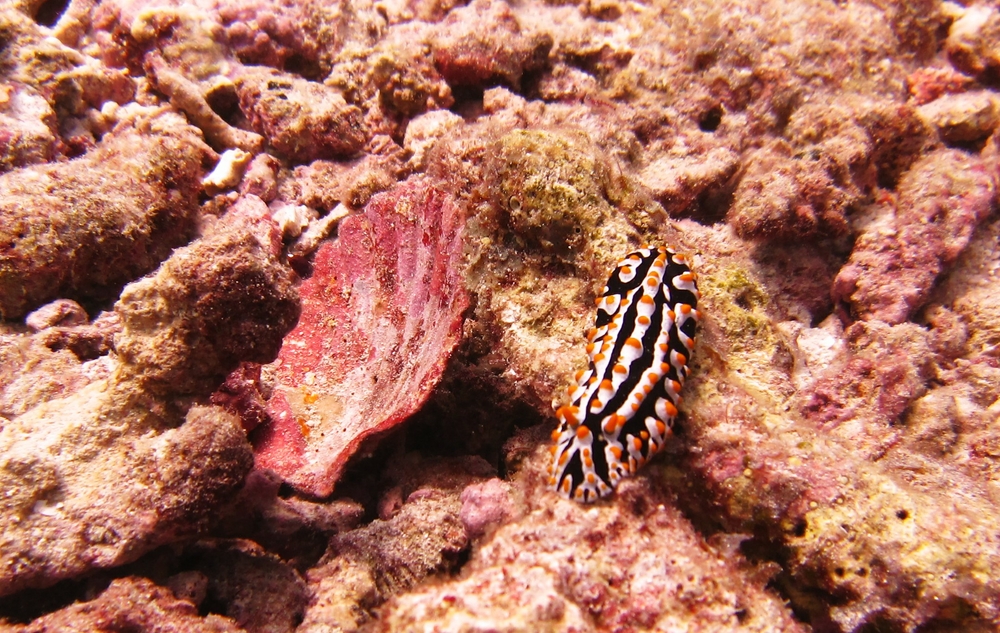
946 4 1000 78
236 66 367 163
24 300 88 332
431 0 552 89
182 539 308 633
0 83 58 173
0 399 253 596
0 576 243 632
459 478 514 539
0 194 300 596
114 195 300 398
638 147 739 217
377 475 806 632
833 149 997 324
917 90 1000 144
299 456 486 632
0 109 209 320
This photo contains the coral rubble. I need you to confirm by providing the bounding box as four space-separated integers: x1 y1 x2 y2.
2 0 1000 630
0 576 244 632
0 195 297 596
0 109 209 320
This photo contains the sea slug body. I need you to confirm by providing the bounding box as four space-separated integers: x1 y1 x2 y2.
549 246 700 502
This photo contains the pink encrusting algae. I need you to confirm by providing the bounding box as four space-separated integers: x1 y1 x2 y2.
251 177 468 498
2 0 1000 629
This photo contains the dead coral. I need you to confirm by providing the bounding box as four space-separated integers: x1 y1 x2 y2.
0 109 209 321
833 149 997 324
0 6 134 115
638 147 739 218
0 576 243 633
946 4 1000 79
281 143 405 213
4 0 1000 629
491 128 612 255
728 139 853 240
800 320 935 459
181 539 309 633
370 23 454 116
146 55 263 152
431 0 552 89
218 1 320 71
669 221 1000 633
0 83 59 173
236 66 367 163
299 456 487 632
729 95 928 241
114 195 300 398
378 474 807 632
23 300 89 332
0 309 118 419
0 400 253 596
907 66 974 106
917 90 1000 144
0 195 298 597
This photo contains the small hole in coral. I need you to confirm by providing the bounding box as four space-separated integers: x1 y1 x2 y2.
834 567 845 577
895 509 909 520
698 106 723 132
205 85 240 124
857 567 868 577
734 291 753 311
791 519 807 537
34 0 69 26
692 50 717 71
284 54 323 80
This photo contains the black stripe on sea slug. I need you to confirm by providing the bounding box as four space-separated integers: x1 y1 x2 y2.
548 245 700 502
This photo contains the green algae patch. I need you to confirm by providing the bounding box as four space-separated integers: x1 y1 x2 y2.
701 265 775 354
791 468 1000 630
493 129 612 254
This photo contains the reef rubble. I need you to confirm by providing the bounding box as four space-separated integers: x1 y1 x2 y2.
1 0 999 630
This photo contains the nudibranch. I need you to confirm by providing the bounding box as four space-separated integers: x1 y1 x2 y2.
549 245 699 502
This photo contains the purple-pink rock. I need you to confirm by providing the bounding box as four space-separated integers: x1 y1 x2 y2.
0 577 243 633
833 148 997 324
459 478 514 538
431 0 552 90
236 67 368 163
0 109 209 320
252 177 468 497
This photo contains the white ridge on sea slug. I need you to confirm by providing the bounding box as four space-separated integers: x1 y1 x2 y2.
549 245 700 502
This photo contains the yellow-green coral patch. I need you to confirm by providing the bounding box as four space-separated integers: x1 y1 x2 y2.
701 265 775 353
494 129 611 253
